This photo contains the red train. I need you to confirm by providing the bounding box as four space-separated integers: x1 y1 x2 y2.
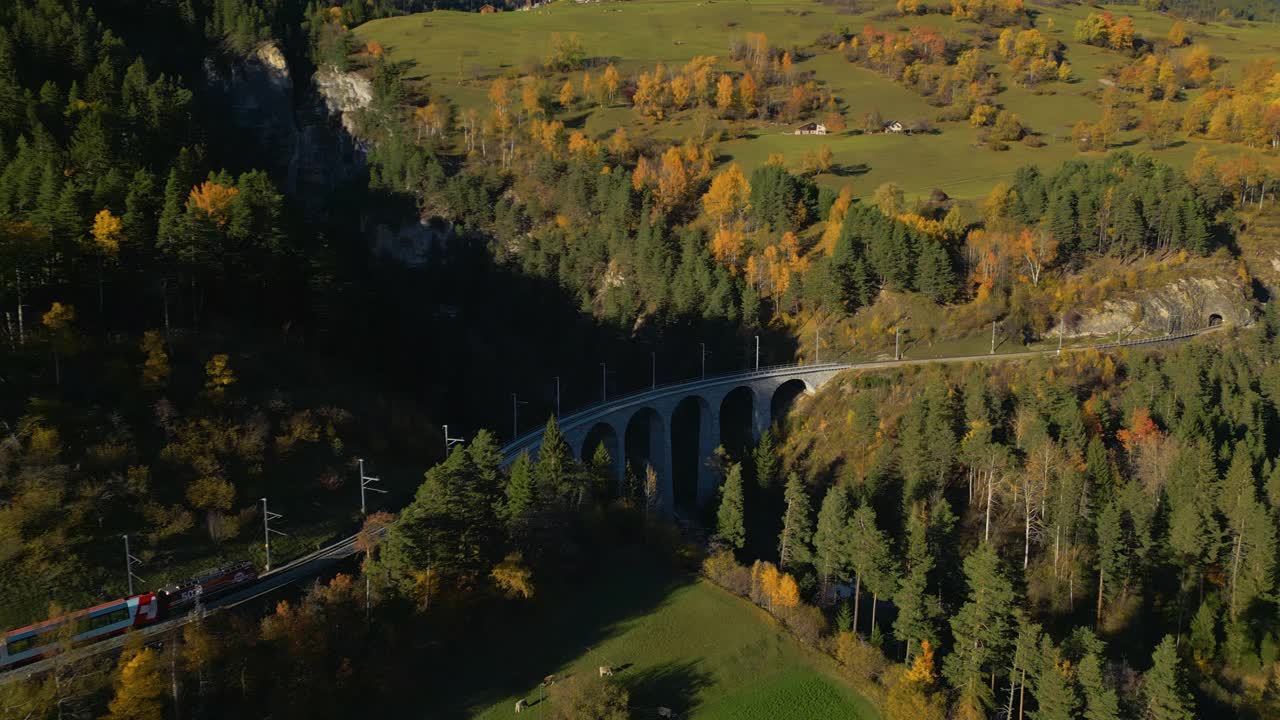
0 561 257 670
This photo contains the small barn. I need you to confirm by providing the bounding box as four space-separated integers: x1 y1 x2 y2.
479 3 500 13
884 121 905 134
794 122 828 136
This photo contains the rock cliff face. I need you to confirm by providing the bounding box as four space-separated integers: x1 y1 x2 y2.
213 45 446 263
366 216 454 266
209 43 368 208
312 65 373 141
206 43 297 185
1062 274 1254 337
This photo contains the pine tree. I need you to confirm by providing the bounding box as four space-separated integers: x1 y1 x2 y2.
1032 635 1079 720
589 442 614 499
753 426 779 489
835 601 853 633
503 452 536 527
898 396 932 504
1085 436 1114 503
813 482 852 598
778 472 814 569
381 439 500 589
717 463 746 551
1094 500 1126 625
914 240 955 303
1188 598 1218 663
121 168 156 256
155 168 188 258
944 542 1018 710
536 416 574 504
1076 646 1120 720
894 503 939 662
1143 635 1194 720
1218 442 1276 621
848 503 893 637
468 429 505 499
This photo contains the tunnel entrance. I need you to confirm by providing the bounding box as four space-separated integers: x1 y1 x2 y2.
720 386 755 464
671 397 709 513
1208 313 1223 327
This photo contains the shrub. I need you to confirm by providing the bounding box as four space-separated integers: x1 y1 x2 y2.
835 631 890 683
780 603 828 646
703 550 751 596
883 666 947 720
548 675 628 720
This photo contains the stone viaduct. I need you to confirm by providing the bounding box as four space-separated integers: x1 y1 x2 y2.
497 326 1224 514
500 363 849 513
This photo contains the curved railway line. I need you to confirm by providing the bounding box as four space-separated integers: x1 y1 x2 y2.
0 324 1225 684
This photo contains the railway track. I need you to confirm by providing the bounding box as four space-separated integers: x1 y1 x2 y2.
0 533 365 685
0 323 1225 685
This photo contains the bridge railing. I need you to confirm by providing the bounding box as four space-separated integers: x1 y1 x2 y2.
500 361 848 455
499 325 1223 458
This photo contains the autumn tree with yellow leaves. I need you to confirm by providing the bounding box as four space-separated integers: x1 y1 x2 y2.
885 640 947 720
491 552 535 599
750 560 801 612
601 63 621 104
701 163 751 228
204 352 236 399
42 302 77 385
140 330 170 389
104 647 165 720
715 73 736 117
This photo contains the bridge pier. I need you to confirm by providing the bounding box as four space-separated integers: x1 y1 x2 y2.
613 432 628 496
500 364 851 518
752 386 773 440
696 403 721 505
647 414 673 514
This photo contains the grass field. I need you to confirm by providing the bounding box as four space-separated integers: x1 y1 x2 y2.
440 551 877 719
357 0 1278 201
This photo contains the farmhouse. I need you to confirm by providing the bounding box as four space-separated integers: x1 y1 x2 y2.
884 121 905 134
793 122 827 136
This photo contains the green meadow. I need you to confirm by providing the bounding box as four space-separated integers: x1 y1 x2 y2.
456 554 878 719
357 0 1278 201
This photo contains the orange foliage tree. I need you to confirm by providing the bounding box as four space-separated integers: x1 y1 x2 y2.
1014 227 1058 286
189 181 239 226
701 162 751 227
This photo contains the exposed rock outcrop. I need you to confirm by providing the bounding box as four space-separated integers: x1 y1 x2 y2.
206 43 298 186
1061 274 1254 338
313 65 373 141
367 217 453 266
211 45 445 260
208 44 368 210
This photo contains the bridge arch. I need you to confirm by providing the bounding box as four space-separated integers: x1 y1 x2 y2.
719 386 756 462
771 378 813 428
624 407 671 509
500 363 851 516
580 421 622 490
671 395 718 512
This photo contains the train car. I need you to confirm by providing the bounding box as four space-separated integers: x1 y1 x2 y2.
155 560 257 615
0 594 159 670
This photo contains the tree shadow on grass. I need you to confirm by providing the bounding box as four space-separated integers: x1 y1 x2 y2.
623 659 715 717
425 552 697 718
561 111 593 129
830 162 870 177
